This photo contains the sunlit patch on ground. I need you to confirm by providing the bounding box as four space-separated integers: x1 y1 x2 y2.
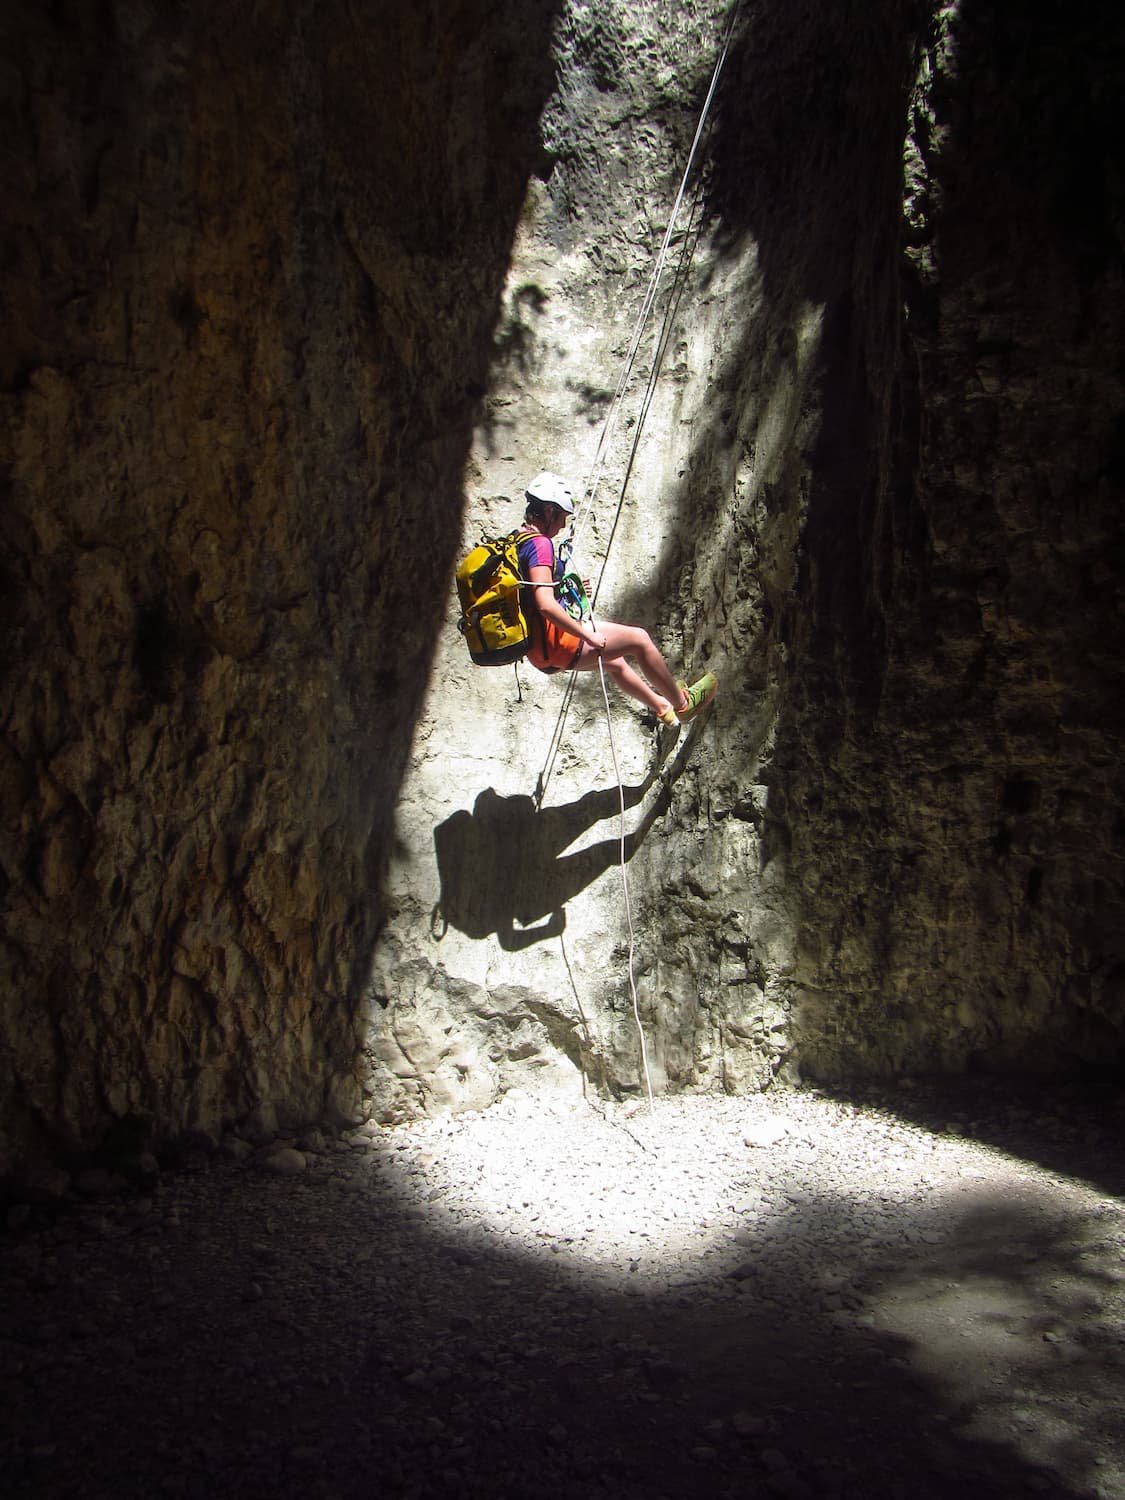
378 1086 1125 1494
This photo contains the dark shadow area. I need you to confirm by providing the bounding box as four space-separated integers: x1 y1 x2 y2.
309 0 570 1015
0 0 569 1163
702 0 920 732
432 707 714 949
432 771 669 951
594 0 923 746
692 0 1125 1082
4 1082 1120 1498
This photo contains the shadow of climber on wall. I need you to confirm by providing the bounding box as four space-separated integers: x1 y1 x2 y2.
431 779 669 951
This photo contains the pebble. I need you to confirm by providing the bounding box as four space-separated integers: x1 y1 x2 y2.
744 1117 791 1148
1 1083 1121 1500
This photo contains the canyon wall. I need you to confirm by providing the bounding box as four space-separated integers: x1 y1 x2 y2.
775 1 1125 1080
0 0 561 1169
371 0 1125 1115
2 0 1122 1170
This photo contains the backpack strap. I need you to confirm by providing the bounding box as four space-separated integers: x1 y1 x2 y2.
512 526 554 590
467 542 507 596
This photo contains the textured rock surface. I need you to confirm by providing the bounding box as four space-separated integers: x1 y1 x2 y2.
0 0 561 1166
774 2 1125 1079
2 0 1124 1167
369 0 805 1120
372 0 1125 1115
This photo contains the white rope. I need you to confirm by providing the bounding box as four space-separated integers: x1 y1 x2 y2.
533 1 741 809
536 3 745 1095
597 655 654 1109
569 0 743 551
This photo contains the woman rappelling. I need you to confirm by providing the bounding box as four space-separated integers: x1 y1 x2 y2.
516 470 716 728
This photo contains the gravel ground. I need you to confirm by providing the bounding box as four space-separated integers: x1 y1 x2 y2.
3 1077 1124 1499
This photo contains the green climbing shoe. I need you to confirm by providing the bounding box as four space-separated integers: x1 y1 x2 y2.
677 672 717 723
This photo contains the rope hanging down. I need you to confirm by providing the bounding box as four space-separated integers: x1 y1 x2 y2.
533 0 741 811
568 0 742 556
597 655 654 1107
531 3 743 1107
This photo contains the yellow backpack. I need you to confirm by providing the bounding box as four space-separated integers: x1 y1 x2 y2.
455 528 535 666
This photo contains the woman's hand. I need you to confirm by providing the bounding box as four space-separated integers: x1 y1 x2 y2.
586 629 607 653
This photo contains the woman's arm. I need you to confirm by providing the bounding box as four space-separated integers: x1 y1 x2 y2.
526 564 604 650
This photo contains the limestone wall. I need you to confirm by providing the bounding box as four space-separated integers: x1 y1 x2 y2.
367 1 801 1119
776 1 1125 1079
2 0 1123 1171
371 0 1125 1113
0 0 562 1168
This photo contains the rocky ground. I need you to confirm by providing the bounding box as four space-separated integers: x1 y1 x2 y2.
3 1077 1124 1500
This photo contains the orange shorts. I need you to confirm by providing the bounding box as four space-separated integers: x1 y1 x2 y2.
528 616 584 674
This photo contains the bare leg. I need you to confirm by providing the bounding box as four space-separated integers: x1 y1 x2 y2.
604 657 671 715
574 622 685 709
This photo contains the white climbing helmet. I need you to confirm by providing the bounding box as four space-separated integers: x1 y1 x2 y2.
525 470 575 514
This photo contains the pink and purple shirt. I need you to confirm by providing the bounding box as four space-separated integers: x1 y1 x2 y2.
517 531 557 578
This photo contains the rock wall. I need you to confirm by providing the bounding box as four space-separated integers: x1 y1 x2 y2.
0 0 561 1169
371 0 1125 1117
3 0 1123 1170
368 0 919 1117
367 0 795 1119
775 1 1125 1080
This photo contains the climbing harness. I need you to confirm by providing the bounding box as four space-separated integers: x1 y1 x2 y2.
554 539 590 623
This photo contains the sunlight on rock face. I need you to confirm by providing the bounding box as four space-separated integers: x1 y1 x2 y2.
3 0 1122 1175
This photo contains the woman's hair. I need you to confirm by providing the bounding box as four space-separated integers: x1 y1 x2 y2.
525 498 554 524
